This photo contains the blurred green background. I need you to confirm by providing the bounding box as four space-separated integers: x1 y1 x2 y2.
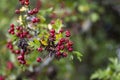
0 0 120 80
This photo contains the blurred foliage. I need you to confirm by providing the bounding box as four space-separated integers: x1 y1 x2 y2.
91 58 120 80
0 0 120 80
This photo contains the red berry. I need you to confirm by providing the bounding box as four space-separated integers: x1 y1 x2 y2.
60 45 64 50
21 50 25 55
37 47 43 52
36 18 40 22
15 10 20 14
25 1 29 5
10 24 14 28
15 50 20 54
8 29 12 33
65 38 69 43
60 38 65 42
50 20 55 24
10 28 14 32
59 29 64 33
56 46 60 51
65 30 71 37
0 76 5 80
37 57 42 62
27 34 32 38
11 31 15 35
20 34 24 38
68 41 73 46
50 13 56 18
58 41 62 46
68 47 73 52
20 1 25 5
62 52 67 57
7 61 14 70
28 10 33 15
50 33 55 37
16 26 20 30
25 0 29 2
33 8 39 14
11 50 15 53
22 31 28 36
50 29 55 33
16 32 20 37
9 45 13 50
19 60 26 64
56 52 61 56
17 55 24 60
19 27 23 31
32 18 37 23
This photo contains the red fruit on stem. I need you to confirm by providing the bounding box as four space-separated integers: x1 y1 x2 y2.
50 33 55 37
20 1 25 5
28 10 33 15
10 24 14 28
15 50 20 54
68 47 73 52
65 30 71 37
8 29 12 33
60 45 64 50
37 47 43 52
20 34 24 38
19 60 26 64
60 38 65 42
56 52 61 56
10 28 14 31
11 31 15 35
21 50 25 55
16 32 20 37
11 50 15 53
32 18 37 23
7 61 14 70
37 57 42 62
9 45 13 50
62 52 67 57
59 29 64 33
25 0 29 2
50 20 55 24
0 76 5 80
25 1 29 5
50 29 55 33
35 18 40 22
16 26 20 30
58 41 62 46
56 46 60 51
68 41 73 46
15 10 20 14
33 8 39 14
17 55 24 60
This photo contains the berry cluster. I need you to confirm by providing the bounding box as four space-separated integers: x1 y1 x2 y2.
18 0 30 6
7 0 74 65
48 29 73 59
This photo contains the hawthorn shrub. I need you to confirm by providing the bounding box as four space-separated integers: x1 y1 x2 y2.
7 0 82 65
1 0 119 80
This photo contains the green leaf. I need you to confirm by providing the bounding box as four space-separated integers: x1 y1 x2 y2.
70 55 74 60
27 50 39 64
37 16 46 23
28 39 40 49
72 51 82 62
38 8 53 15
28 41 35 47
52 19 63 31
90 72 99 79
